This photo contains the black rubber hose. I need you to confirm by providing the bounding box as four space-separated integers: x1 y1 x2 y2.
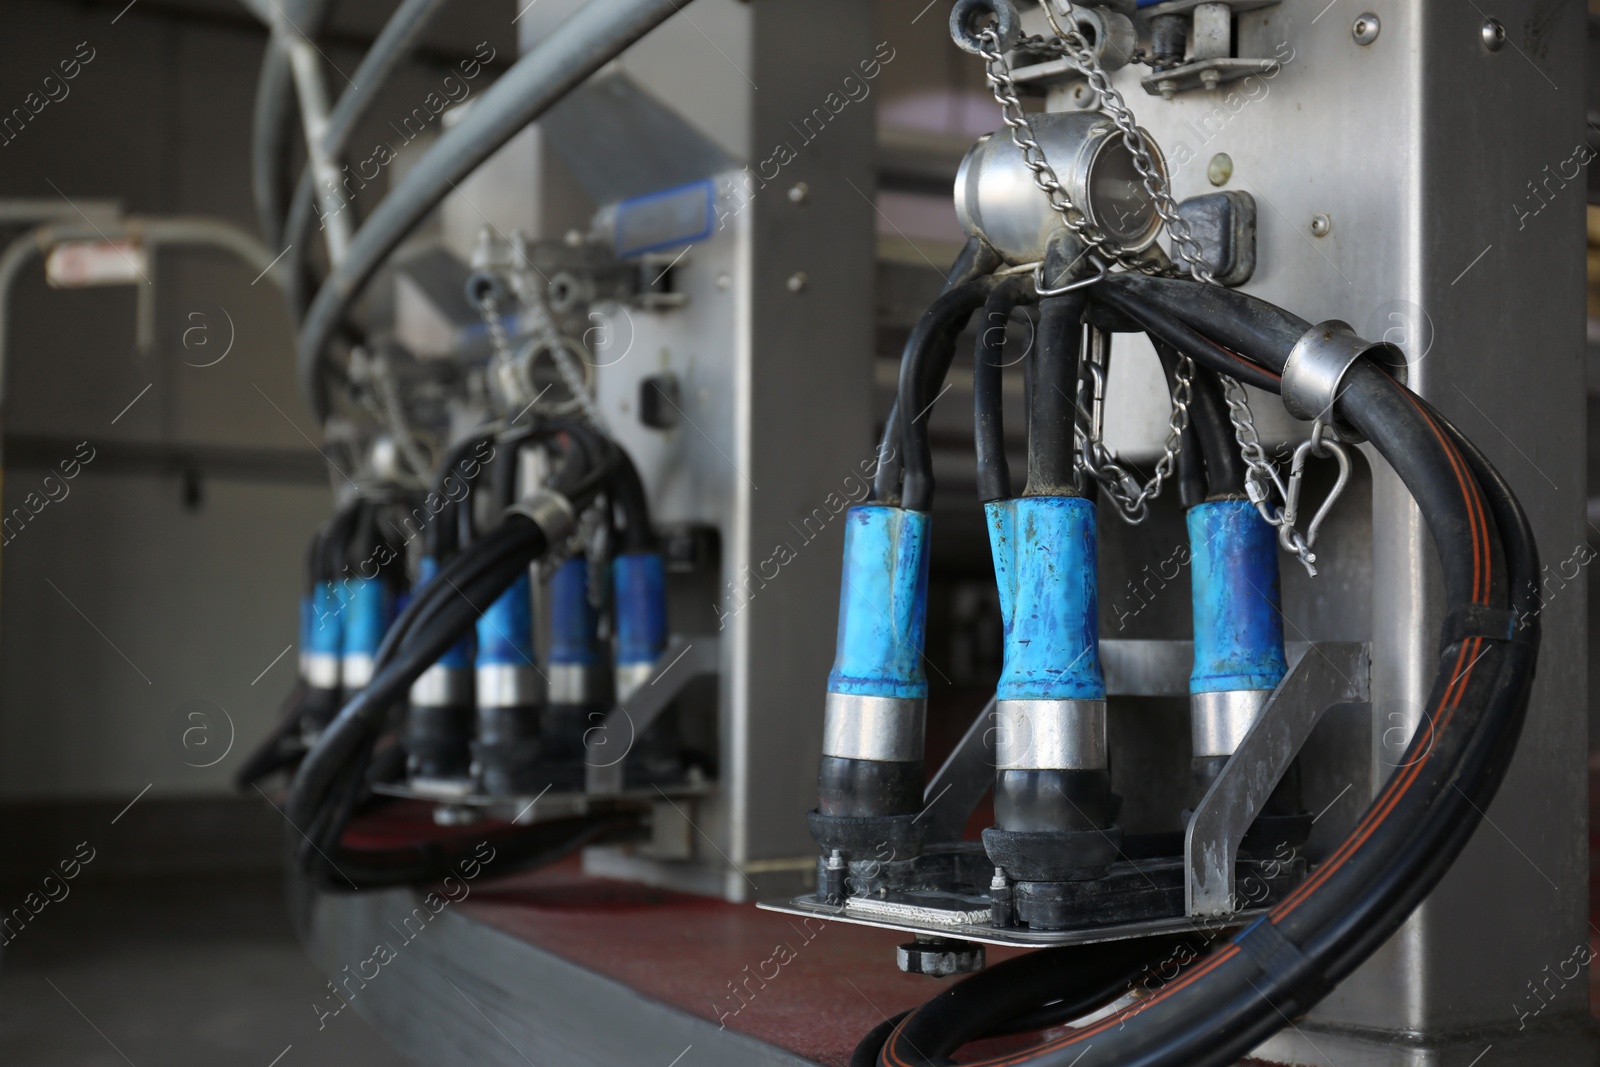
875 237 1002 504
318 500 363 583
1153 340 1244 500
894 277 1002 512
875 315 1533 1067
291 423 614 845
297 0 694 422
288 520 549 831
1111 273 1311 364
1093 285 1283 394
869 936 1202 1067
232 677 310 790
1023 289 1087 498
607 445 657 551
974 276 1036 503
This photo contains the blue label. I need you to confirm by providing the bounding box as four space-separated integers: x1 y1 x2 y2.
614 180 714 257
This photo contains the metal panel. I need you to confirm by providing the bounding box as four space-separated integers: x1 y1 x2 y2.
1065 0 1590 1053
583 0 878 902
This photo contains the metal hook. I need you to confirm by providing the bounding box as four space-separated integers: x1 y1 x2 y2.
1034 256 1108 297
1283 422 1352 555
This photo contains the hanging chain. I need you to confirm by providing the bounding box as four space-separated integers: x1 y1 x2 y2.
984 0 1340 565
978 28 1133 273
977 9 1205 522
1033 0 1213 284
1076 333 1193 524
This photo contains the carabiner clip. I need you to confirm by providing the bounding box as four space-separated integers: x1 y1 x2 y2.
1283 421 1352 557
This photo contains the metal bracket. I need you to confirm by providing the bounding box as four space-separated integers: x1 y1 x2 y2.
585 637 719 795
1185 642 1370 916
1282 319 1407 435
918 695 998 846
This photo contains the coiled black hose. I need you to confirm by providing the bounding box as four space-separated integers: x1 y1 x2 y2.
871 279 1539 1067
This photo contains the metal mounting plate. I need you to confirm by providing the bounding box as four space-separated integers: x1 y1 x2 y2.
586 636 720 795
758 892 1257 949
1142 57 1283 97
1139 0 1280 16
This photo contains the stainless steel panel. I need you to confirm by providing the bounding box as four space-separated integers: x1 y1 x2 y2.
1070 0 1591 1046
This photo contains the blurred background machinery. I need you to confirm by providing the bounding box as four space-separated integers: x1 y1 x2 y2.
0 1 1594 1066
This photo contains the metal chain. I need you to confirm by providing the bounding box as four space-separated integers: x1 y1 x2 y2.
475 290 522 410
1077 334 1193 524
1222 375 1326 573
1035 0 1212 283
1019 0 1334 566
477 283 606 429
978 29 1134 272
978 16 1198 522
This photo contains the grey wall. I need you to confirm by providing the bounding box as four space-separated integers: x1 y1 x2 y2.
0 0 516 802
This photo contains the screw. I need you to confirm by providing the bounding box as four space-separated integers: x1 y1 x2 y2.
1200 70 1220 91
1207 152 1233 187
1481 18 1506 52
1352 13 1380 45
1159 79 1176 101
787 181 810 204
1310 213 1332 238
786 271 808 293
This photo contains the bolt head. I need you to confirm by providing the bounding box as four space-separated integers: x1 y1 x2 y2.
787 181 810 204
1481 18 1506 51
1310 213 1332 237
786 271 808 293
1352 12 1380 45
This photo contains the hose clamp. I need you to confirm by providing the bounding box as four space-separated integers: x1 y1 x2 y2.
507 489 577 546
1282 320 1407 435
994 699 1107 770
822 693 927 763
1190 689 1274 757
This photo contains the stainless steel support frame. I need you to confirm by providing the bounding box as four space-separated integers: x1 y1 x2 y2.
551 0 877 903
1070 0 1590 1059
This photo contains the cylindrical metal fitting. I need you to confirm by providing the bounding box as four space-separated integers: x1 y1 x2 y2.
1190 688 1274 757
956 111 1167 265
994 699 1108 770
822 693 927 763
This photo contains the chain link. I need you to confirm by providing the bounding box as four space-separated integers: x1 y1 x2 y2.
974 2 1337 565
977 10 1202 522
1077 333 1193 523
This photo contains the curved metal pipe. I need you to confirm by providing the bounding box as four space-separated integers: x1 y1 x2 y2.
296 0 694 424
0 216 286 409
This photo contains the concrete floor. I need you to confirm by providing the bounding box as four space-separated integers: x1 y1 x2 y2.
0 874 410 1067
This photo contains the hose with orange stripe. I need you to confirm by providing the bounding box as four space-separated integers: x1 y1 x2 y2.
867 276 1539 1067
